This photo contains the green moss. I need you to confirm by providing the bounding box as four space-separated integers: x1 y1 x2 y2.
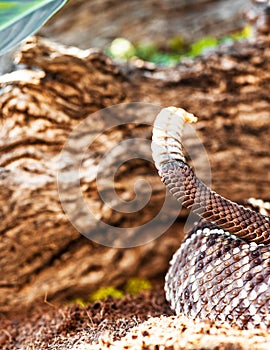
89 279 151 301
189 36 218 57
106 25 252 66
90 286 124 302
124 277 151 295
167 35 186 53
68 278 152 306
230 25 252 40
134 42 158 61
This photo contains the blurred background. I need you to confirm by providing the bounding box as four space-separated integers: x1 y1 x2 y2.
0 0 258 74
41 0 247 47
39 0 249 64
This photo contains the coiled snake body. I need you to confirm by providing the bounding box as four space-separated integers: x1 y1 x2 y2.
152 107 270 330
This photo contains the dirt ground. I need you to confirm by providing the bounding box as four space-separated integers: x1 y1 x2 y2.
0 286 171 349
1 285 270 350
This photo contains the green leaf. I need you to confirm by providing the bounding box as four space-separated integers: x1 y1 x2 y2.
0 0 67 55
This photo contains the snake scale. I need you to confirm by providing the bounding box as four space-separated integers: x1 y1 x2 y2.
151 107 270 330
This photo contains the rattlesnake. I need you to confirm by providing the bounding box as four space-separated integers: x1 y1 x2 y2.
151 107 270 330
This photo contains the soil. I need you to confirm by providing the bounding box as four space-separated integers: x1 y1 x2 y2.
0 286 172 349
1 285 270 350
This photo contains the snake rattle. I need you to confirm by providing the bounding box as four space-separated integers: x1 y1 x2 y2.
151 107 270 330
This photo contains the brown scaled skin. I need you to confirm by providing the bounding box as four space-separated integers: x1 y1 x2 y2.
152 107 270 330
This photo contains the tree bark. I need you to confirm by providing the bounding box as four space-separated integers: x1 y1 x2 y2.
0 23 270 312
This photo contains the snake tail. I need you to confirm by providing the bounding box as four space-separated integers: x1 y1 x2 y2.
152 107 270 245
